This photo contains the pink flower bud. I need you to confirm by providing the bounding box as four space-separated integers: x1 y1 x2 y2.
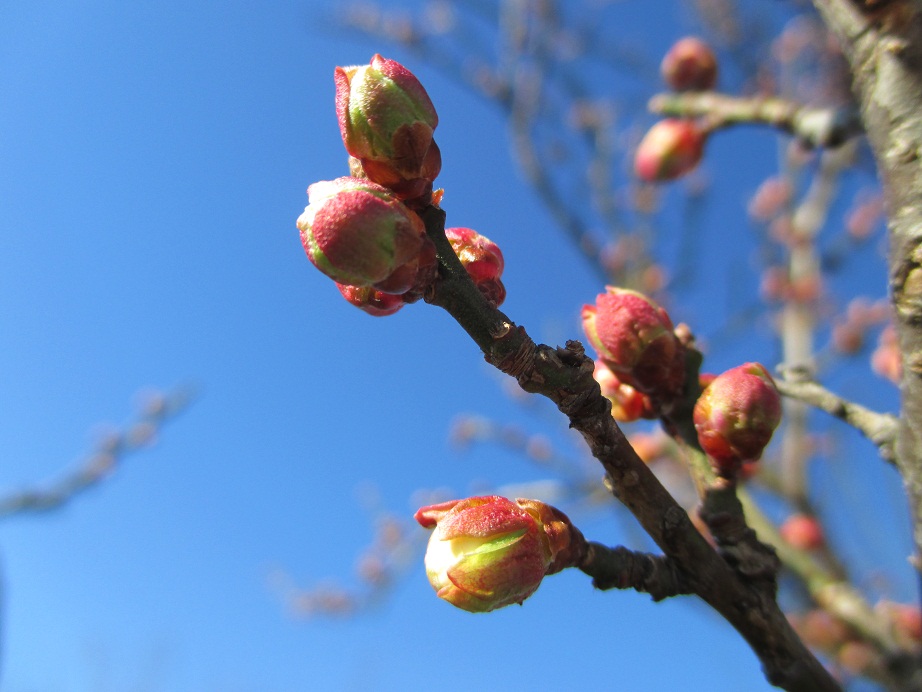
582 287 685 401
414 495 580 613
779 513 825 551
593 360 655 422
445 227 506 307
335 55 440 205
693 362 782 476
634 119 706 182
298 177 434 294
660 37 718 91
335 283 405 317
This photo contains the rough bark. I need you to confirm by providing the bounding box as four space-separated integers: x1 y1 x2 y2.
812 0 922 581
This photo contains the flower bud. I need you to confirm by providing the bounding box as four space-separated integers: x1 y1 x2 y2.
298 177 433 294
779 513 825 551
634 119 706 182
335 283 405 317
335 55 440 205
582 287 686 402
445 227 506 307
593 360 655 422
693 362 782 476
414 495 581 613
661 37 718 91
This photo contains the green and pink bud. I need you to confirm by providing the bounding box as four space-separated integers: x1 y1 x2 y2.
693 362 782 476
634 119 706 182
414 495 582 613
445 227 506 307
335 55 441 206
582 287 686 402
661 37 718 92
298 177 436 295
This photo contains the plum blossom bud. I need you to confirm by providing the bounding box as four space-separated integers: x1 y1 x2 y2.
335 283 405 317
693 362 782 476
593 360 655 422
335 55 440 205
445 227 506 307
634 119 706 182
779 513 825 551
582 287 686 402
414 495 582 613
661 37 718 91
298 177 435 294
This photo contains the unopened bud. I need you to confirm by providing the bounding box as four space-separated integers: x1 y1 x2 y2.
335 283 406 317
335 55 440 205
779 513 825 551
582 287 686 402
445 227 506 306
693 362 782 476
414 495 582 613
661 37 718 91
298 177 435 294
634 119 706 182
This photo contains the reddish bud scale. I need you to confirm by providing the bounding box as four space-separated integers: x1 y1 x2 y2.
582 287 686 402
414 496 579 613
593 360 655 422
693 362 782 476
779 513 825 551
445 227 507 307
634 119 706 182
661 37 718 91
335 283 405 317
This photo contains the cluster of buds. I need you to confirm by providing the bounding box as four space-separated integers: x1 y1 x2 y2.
635 37 717 183
336 54 441 208
582 287 686 408
445 227 506 307
693 362 782 477
301 55 509 316
414 495 583 613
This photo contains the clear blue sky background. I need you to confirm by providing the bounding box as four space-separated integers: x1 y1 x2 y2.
0 1 910 690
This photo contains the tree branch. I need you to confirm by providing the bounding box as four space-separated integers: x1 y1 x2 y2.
421 204 838 692
577 542 694 600
775 366 899 464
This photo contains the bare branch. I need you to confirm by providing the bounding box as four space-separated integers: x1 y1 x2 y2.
0 388 192 519
577 542 694 600
775 367 899 464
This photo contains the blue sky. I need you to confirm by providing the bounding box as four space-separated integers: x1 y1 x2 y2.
0 1 908 690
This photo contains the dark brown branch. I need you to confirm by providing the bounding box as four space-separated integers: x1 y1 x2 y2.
775 367 899 464
421 205 838 692
577 542 693 600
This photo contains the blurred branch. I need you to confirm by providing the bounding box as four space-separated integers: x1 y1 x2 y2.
649 91 863 148
0 387 193 519
776 366 899 465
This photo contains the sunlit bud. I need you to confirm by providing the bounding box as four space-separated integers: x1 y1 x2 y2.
414 495 581 613
877 601 922 644
298 177 430 293
872 324 901 384
445 227 506 307
582 287 686 401
335 55 440 205
335 283 406 317
593 360 655 422
693 362 782 476
634 119 706 182
779 513 825 551
661 37 718 91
